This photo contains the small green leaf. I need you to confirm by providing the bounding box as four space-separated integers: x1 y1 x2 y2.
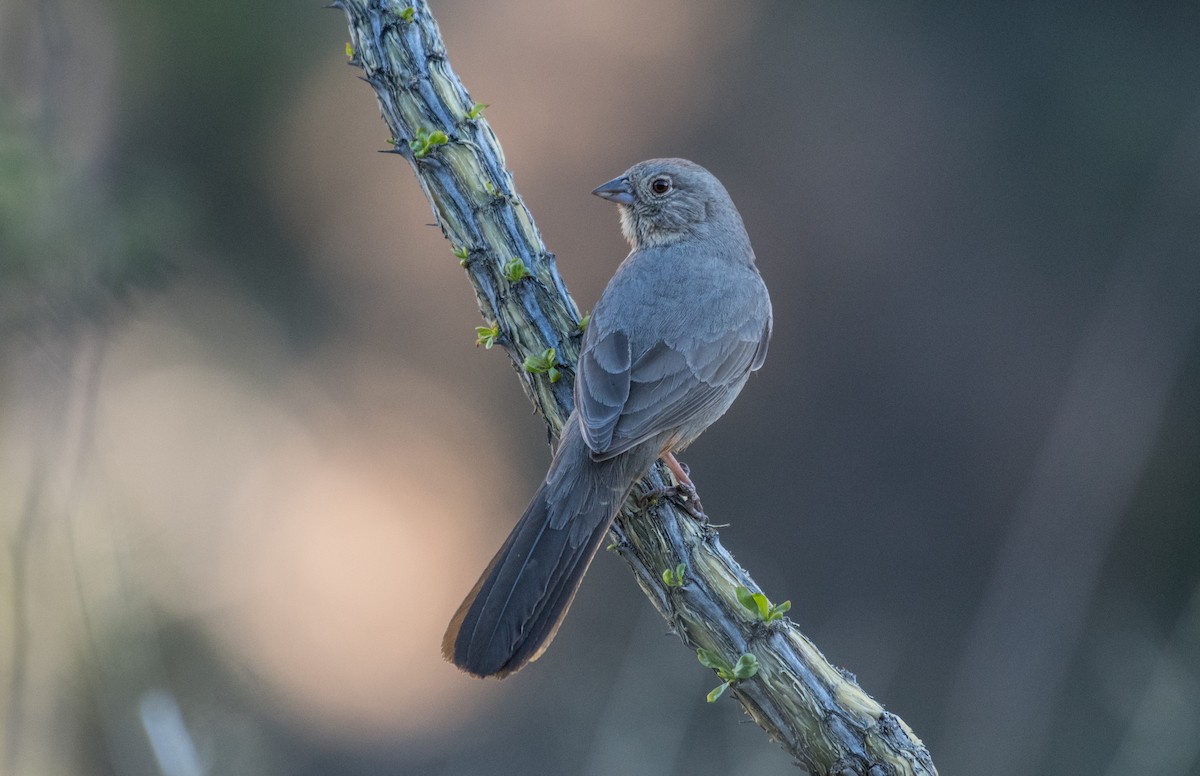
736 586 757 614
484 180 498 197
503 257 530 282
474 323 499 349
662 562 688 588
466 102 489 120
399 6 415 22
696 648 728 672
345 41 354 57
766 600 791 623
698 650 757 702
706 681 730 703
737 585 788 623
523 348 558 379
732 653 759 680
577 311 591 332
409 127 449 159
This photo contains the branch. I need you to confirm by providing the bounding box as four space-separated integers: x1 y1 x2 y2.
334 2 937 774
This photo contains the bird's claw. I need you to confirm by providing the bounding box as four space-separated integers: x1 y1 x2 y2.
638 482 707 521
671 482 708 521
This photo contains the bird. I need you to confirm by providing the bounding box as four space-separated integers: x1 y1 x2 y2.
442 158 773 678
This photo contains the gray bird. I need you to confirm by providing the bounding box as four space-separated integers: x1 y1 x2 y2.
443 158 772 678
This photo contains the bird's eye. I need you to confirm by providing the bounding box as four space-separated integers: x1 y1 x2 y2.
650 176 672 195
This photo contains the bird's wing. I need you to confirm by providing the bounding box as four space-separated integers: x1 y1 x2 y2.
576 310 767 460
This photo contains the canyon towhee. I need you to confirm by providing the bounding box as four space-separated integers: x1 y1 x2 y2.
443 158 773 678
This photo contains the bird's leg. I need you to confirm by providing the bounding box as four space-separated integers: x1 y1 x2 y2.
654 452 707 520
663 452 694 489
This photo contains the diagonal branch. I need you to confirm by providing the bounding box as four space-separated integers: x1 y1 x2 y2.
333 2 937 774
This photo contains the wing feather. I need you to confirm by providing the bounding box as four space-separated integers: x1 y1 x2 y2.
577 314 766 460
574 246 772 460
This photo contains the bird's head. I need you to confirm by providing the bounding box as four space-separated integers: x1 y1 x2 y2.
592 158 744 250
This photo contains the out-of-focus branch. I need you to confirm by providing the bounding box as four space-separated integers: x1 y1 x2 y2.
334 2 937 773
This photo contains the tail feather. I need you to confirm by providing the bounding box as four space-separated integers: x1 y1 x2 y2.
442 421 655 678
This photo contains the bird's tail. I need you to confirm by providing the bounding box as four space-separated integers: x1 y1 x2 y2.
442 420 655 678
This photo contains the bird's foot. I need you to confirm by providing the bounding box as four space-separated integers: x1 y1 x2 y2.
636 481 707 521
659 453 708 520
667 481 708 521
633 454 708 520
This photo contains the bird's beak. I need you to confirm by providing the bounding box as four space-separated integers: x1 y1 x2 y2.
591 176 635 205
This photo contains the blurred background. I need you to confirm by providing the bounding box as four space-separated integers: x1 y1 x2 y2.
2 1 1199 774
